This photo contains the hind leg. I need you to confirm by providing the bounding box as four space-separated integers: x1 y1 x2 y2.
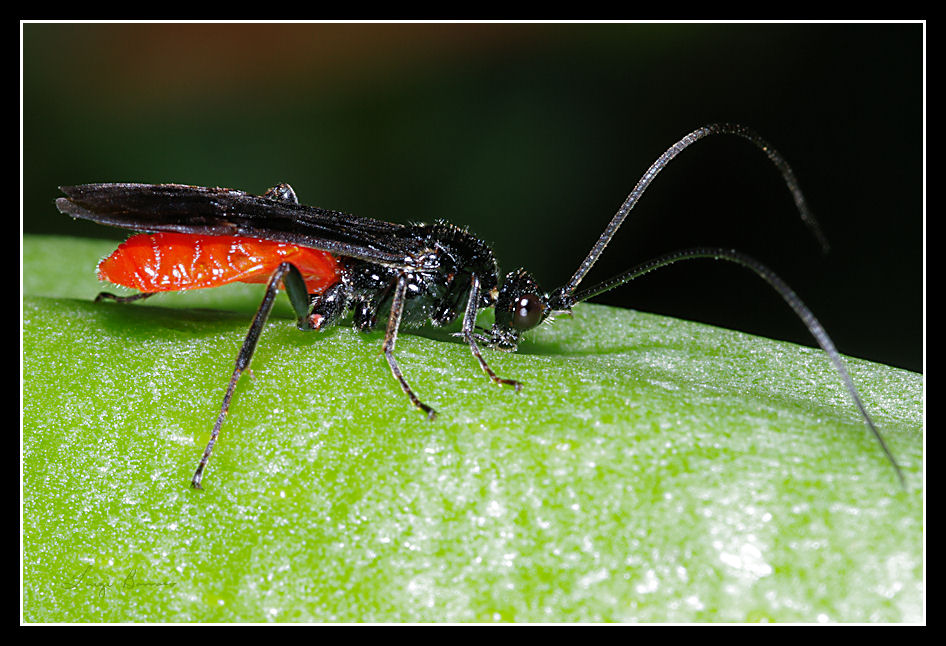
95 291 156 304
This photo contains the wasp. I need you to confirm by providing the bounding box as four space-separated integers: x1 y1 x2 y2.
56 124 904 488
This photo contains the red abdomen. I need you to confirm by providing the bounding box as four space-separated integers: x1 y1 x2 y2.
98 232 341 294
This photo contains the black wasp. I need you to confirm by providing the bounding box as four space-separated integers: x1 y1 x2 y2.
56 123 905 488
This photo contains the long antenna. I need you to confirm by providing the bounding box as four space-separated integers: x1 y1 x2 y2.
559 124 830 301
571 247 906 488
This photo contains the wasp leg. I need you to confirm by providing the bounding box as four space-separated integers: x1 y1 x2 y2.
461 275 522 391
191 261 307 489
95 291 156 304
300 282 350 331
382 273 436 420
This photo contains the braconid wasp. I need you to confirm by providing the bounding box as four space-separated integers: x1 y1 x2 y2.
56 123 905 489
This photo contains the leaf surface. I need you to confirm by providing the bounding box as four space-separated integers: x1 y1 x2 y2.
23 236 923 622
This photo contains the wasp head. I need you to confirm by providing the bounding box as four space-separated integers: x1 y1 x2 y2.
485 268 552 350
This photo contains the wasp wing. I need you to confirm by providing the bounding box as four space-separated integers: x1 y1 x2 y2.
57 183 417 268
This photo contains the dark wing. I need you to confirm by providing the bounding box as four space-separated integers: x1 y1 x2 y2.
56 183 416 267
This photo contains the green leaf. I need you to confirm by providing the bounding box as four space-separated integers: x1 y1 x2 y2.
23 235 923 622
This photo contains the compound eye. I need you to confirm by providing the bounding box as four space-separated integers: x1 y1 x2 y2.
511 293 544 330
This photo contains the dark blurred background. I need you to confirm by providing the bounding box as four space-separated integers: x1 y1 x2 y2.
23 23 922 372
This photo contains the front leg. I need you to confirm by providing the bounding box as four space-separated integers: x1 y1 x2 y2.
461 275 522 391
